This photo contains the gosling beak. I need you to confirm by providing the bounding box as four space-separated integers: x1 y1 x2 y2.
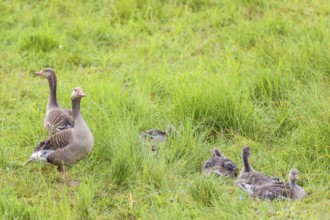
35 70 45 77
295 175 299 180
79 91 86 97
22 157 36 166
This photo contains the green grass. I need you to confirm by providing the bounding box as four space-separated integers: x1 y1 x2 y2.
0 0 329 219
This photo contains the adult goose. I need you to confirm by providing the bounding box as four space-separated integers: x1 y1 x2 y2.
23 87 94 172
140 124 175 151
36 68 74 134
235 146 280 186
201 148 238 178
239 168 306 200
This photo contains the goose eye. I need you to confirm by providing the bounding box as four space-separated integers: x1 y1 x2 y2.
74 89 77 92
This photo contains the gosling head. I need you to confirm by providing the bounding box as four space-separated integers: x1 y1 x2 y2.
242 146 251 158
23 150 52 165
289 168 300 182
71 87 86 99
212 148 222 157
35 68 56 78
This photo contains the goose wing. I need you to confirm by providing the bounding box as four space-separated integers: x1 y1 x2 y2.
252 183 291 200
240 181 291 200
46 109 74 134
236 171 274 186
34 129 73 152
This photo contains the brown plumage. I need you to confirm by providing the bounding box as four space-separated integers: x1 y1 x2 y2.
23 87 94 172
36 68 74 134
239 168 306 200
201 148 238 178
235 146 279 186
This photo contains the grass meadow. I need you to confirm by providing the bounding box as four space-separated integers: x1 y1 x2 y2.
0 0 329 219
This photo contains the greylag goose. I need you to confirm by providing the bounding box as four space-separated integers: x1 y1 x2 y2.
235 146 279 186
239 168 306 200
23 87 94 172
201 148 238 178
36 68 74 134
140 124 175 151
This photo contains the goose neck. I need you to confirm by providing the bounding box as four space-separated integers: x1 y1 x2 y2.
47 74 59 108
290 179 297 188
243 153 251 172
72 98 81 121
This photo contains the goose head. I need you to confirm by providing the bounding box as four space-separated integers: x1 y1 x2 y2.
35 68 56 79
71 87 86 99
242 146 251 158
289 168 300 182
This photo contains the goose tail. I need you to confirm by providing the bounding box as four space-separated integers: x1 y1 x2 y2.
22 150 53 166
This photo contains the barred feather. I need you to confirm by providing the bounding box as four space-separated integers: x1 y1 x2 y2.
45 108 74 134
34 129 73 152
